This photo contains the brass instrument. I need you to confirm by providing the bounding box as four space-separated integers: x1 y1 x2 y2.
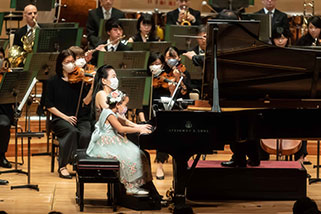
302 0 315 35
180 6 191 26
8 18 39 68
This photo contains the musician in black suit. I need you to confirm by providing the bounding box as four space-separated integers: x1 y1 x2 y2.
255 0 289 30
0 47 13 170
166 0 201 26
86 0 125 49
13 4 38 48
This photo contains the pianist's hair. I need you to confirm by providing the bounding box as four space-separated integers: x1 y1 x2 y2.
106 90 128 109
91 64 115 119
105 18 123 33
55 49 75 78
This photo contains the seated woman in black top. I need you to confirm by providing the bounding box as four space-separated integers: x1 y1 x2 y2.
128 13 159 43
296 16 321 46
46 49 93 179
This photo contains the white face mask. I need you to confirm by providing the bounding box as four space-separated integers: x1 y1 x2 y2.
63 62 75 73
119 106 128 116
75 58 86 68
149 64 163 77
109 77 119 90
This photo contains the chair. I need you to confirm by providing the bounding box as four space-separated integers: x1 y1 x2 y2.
75 149 120 212
50 133 59 172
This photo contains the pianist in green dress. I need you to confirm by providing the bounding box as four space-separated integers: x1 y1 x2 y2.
86 90 153 195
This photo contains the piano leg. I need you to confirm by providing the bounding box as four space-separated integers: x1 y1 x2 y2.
172 153 194 214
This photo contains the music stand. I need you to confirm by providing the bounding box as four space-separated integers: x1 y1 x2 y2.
0 39 8 50
128 41 172 54
33 27 83 52
24 52 59 81
13 0 54 11
0 70 43 190
165 25 199 51
241 13 272 42
212 0 249 10
38 22 79 28
180 55 203 80
116 69 151 110
0 12 4 35
97 51 149 69
99 18 138 42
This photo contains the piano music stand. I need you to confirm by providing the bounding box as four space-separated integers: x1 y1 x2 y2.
309 140 321 184
116 69 152 110
97 51 149 69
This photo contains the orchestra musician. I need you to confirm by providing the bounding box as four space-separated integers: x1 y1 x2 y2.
183 25 206 68
256 0 289 31
13 4 38 48
0 47 13 170
296 16 321 46
45 49 93 179
166 0 201 26
86 90 152 195
271 25 291 47
86 0 125 48
95 18 131 52
127 13 159 43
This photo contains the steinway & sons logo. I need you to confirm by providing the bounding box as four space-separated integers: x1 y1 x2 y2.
168 120 209 133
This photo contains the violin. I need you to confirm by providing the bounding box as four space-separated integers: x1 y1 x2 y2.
68 64 95 84
153 72 176 88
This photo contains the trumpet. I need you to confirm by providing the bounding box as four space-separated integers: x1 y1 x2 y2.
180 6 191 26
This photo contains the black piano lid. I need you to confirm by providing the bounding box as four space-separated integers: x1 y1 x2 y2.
203 20 321 108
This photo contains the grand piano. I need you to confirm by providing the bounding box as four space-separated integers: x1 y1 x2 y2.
140 20 321 212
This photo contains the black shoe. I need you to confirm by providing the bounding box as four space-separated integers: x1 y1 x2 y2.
58 168 72 179
0 179 8 185
221 160 246 167
247 159 260 167
0 157 12 168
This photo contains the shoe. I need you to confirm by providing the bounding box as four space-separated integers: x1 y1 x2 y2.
0 179 9 185
303 160 312 165
126 187 149 195
156 175 165 180
0 157 12 168
221 160 246 167
58 167 72 179
156 164 165 180
247 159 260 167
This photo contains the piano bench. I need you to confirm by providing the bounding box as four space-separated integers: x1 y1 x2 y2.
75 149 120 212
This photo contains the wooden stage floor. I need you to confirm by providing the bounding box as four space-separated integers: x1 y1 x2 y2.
1 152 321 213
